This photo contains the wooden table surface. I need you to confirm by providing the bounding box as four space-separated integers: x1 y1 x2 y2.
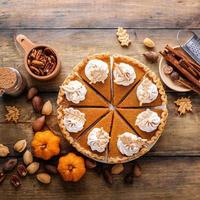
0 1 200 199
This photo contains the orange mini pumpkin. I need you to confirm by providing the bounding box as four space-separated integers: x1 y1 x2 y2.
57 152 86 182
31 130 61 160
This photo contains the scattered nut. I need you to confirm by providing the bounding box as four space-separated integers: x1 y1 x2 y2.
17 164 27 177
0 144 9 157
32 96 43 113
3 158 18 172
85 159 97 169
23 150 33 165
133 163 142 177
0 172 6 184
163 65 173 75
124 173 133 184
170 71 180 81
36 173 51 184
42 100 53 115
13 139 27 153
103 169 113 185
111 163 124 175
32 115 45 132
143 38 155 48
143 51 159 63
10 175 21 188
27 87 38 100
44 164 57 174
27 162 40 174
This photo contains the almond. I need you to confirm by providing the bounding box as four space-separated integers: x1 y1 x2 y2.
13 139 27 153
143 38 155 48
42 100 53 116
0 144 9 157
27 162 40 174
32 115 45 131
27 87 38 100
111 163 124 175
133 163 142 177
32 96 43 113
23 150 33 165
36 173 51 184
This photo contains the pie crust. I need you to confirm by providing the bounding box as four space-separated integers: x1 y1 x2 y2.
57 54 168 163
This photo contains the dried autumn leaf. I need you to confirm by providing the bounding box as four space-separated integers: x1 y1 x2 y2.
5 106 20 123
116 27 131 47
174 97 192 115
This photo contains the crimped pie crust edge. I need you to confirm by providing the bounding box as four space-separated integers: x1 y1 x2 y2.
57 53 168 164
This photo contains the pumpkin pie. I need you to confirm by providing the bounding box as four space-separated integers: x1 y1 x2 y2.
112 55 146 105
73 111 114 161
57 106 109 144
118 72 167 108
57 54 168 164
57 73 108 107
117 108 168 141
74 53 112 101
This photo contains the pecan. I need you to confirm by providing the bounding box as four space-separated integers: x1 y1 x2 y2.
103 169 113 185
17 164 27 177
10 175 21 188
124 173 133 184
30 49 37 59
44 164 57 174
85 159 97 169
44 47 53 56
0 172 6 184
35 49 42 60
3 158 18 172
133 163 142 177
29 66 40 75
32 60 44 68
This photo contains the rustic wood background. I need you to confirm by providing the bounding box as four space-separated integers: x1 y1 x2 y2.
0 0 200 199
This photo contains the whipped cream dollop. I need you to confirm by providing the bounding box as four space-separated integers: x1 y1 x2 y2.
135 109 161 132
113 63 136 86
136 78 158 105
87 127 110 153
117 132 147 156
63 107 86 133
85 59 109 84
62 80 87 104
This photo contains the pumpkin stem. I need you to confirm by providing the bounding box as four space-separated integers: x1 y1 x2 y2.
40 144 47 150
68 165 74 171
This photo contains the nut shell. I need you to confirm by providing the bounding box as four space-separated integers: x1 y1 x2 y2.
23 150 33 165
143 38 155 48
27 162 40 174
0 144 9 157
13 139 27 153
36 173 51 184
42 100 53 115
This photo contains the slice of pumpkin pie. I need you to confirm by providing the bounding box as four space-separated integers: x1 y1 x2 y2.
117 108 168 140
73 111 114 161
74 53 111 101
57 73 108 107
118 74 167 108
112 55 146 105
57 106 109 144
108 111 147 163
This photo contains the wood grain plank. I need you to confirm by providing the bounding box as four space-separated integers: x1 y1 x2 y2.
0 0 200 29
1 29 200 92
0 157 200 200
0 92 199 156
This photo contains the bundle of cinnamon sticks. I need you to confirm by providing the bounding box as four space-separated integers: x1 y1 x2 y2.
160 45 200 94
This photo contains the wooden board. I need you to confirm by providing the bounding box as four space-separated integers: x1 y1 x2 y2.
1 29 200 91
0 0 200 29
0 1 200 199
1 157 200 200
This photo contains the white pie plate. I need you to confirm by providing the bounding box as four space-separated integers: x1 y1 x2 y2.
159 47 191 92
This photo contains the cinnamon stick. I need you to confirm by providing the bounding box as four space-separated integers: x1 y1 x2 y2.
160 51 200 88
165 45 200 71
178 79 200 95
179 59 199 78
